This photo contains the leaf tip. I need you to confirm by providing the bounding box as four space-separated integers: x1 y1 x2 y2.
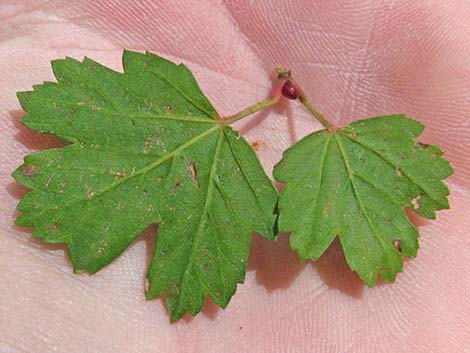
13 214 29 227
362 274 378 288
73 268 87 275
169 313 183 323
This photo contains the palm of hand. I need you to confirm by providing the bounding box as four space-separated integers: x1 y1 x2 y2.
1 1 469 352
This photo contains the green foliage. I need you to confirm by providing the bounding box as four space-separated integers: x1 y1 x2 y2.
13 48 454 322
13 50 278 322
274 115 452 285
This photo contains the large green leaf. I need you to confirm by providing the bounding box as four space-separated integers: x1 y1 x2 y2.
274 115 452 285
13 50 278 322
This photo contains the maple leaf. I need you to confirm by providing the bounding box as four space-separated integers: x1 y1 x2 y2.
274 115 452 286
13 50 278 322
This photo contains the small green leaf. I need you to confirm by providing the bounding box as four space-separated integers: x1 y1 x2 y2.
13 50 278 322
274 115 452 286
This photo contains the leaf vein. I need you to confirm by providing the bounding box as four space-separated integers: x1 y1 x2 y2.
59 62 120 111
27 125 220 221
173 128 224 314
334 134 388 253
144 59 216 119
38 97 215 123
340 131 445 207
304 135 331 256
222 128 268 222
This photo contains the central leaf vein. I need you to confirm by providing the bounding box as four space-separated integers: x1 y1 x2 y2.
173 128 224 313
334 134 388 252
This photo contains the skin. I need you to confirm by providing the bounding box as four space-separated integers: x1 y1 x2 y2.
1 0 469 352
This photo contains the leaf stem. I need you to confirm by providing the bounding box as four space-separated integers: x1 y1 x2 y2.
223 66 334 129
298 94 334 129
223 80 285 125
224 97 280 124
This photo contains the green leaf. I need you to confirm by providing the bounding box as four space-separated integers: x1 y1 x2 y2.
274 115 452 286
13 50 278 322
